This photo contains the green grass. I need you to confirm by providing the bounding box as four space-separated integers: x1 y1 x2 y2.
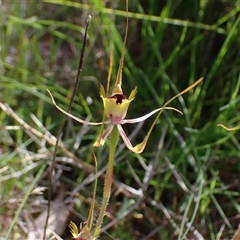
1 0 240 239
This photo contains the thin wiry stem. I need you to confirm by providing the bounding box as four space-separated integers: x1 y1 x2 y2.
43 15 92 240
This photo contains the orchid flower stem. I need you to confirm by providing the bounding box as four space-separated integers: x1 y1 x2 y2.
94 125 119 238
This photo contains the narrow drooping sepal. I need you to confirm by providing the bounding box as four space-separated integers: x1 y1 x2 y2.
47 89 108 126
93 124 114 147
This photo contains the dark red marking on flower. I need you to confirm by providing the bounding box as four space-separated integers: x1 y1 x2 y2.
110 94 126 104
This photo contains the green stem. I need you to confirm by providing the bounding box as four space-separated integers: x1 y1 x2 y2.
93 125 118 238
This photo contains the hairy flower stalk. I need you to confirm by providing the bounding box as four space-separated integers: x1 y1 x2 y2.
93 126 118 238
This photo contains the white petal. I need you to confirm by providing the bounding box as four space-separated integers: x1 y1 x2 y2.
102 124 114 141
117 125 133 150
121 107 182 124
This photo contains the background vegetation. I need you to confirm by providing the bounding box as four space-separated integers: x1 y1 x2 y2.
1 0 240 239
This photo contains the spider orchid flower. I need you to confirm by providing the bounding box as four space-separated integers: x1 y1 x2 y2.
47 69 204 153
47 83 182 154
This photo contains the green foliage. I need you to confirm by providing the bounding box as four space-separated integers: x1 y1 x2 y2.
1 0 240 239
